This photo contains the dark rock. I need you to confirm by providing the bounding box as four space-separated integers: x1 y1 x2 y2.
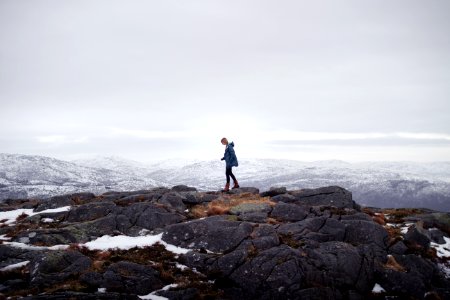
404 222 431 249
288 186 357 209
278 217 346 243
123 202 186 232
171 185 197 192
228 245 305 299
377 268 427 299
251 224 280 250
389 241 408 255
308 241 371 293
296 287 338 300
100 189 166 202
35 193 96 211
21 292 139 299
271 193 297 203
227 187 260 195
429 228 446 244
270 202 308 222
409 212 450 233
29 250 91 288
101 261 163 294
237 212 268 223
66 202 117 223
339 212 373 222
260 187 287 197
158 287 199 300
342 220 388 259
113 192 162 206
162 216 253 253
181 192 219 204
158 192 187 212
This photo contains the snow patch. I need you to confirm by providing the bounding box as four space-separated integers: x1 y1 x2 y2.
0 234 11 241
41 218 55 223
400 223 414 234
138 284 178 300
3 241 69 251
0 209 34 225
97 288 106 293
431 236 450 258
372 283 386 293
0 260 30 272
83 233 190 254
0 206 71 226
175 263 189 271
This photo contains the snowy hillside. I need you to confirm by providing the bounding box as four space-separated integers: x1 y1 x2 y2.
0 154 164 199
1 153 450 211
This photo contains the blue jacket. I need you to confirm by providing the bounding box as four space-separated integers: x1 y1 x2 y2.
222 142 239 168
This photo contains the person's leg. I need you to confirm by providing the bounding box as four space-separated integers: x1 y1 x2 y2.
225 167 232 183
223 167 231 191
229 167 237 182
229 167 239 188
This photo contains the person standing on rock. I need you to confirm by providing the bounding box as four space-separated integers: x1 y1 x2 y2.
221 137 239 192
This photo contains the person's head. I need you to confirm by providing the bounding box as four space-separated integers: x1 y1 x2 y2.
221 137 228 145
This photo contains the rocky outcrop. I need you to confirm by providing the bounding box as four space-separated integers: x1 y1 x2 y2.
0 185 449 299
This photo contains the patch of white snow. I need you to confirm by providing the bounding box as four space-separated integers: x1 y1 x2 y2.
0 260 30 272
372 283 386 293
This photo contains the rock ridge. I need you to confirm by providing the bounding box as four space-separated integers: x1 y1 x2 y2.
0 185 448 299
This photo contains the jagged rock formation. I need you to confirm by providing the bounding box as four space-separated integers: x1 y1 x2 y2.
0 185 449 299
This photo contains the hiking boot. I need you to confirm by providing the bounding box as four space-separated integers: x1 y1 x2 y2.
232 180 240 189
222 183 230 192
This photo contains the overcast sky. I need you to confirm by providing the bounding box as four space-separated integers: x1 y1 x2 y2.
1 0 449 162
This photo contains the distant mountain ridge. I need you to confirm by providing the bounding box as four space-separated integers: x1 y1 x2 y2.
1 153 450 211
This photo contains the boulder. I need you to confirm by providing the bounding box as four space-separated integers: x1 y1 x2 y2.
288 186 357 209
29 250 91 288
101 261 162 294
260 187 287 197
388 241 408 255
171 185 197 192
162 216 253 253
237 212 268 223
404 222 431 250
270 202 308 222
113 192 162 206
271 193 297 203
181 192 219 204
35 193 96 211
66 202 117 223
342 220 388 260
21 292 139 299
228 245 305 299
122 202 186 232
158 192 187 212
278 217 346 243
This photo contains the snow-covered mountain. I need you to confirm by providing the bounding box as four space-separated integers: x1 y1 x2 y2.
0 154 164 199
1 153 450 211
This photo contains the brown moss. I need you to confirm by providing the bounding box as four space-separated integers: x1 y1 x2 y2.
384 255 406 272
267 217 279 225
373 216 386 226
207 206 229 216
382 208 427 223
279 233 303 249
15 213 29 222
190 194 275 219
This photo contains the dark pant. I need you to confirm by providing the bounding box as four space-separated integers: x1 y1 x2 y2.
226 167 237 184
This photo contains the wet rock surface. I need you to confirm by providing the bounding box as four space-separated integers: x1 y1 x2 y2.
0 185 449 299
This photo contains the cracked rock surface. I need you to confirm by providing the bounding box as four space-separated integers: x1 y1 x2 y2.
0 185 449 299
